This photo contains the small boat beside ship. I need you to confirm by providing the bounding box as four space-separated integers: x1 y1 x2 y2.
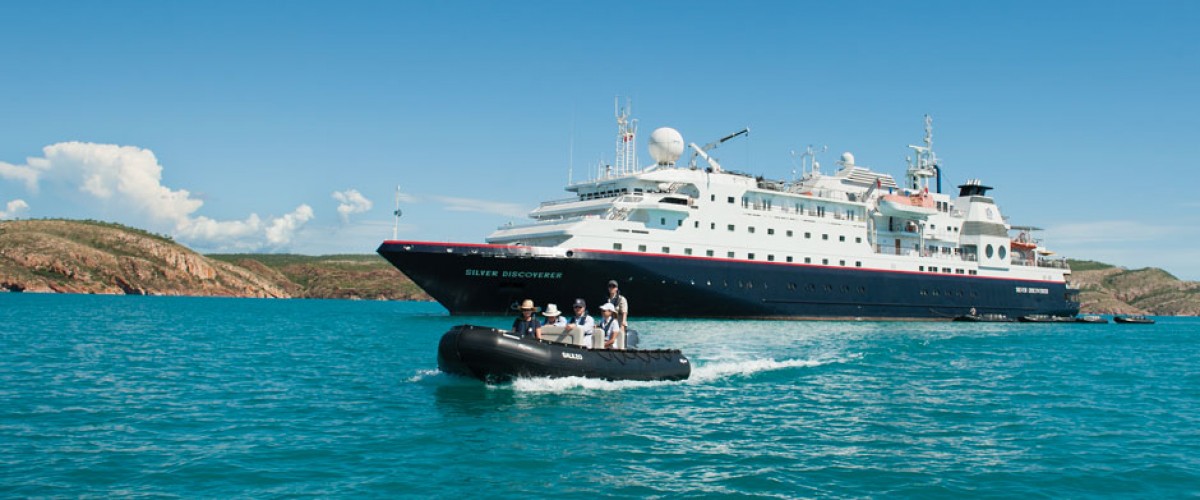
1018 314 1077 323
1113 315 1155 324
953 313 1016 322
437 324 691 382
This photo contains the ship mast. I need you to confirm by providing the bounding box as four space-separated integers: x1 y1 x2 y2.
906 115 938 192
613 97 638 177
392 185 402 240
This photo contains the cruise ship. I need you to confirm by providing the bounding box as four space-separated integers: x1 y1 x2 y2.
378 105 1079 320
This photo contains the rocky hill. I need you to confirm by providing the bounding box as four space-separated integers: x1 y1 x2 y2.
1068 260 1200 316
0 219 428 300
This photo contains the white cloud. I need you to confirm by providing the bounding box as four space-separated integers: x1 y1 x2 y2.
430 195 529 218
332 189 372 223
0 199 29 219
0 141 314 251
266 204 315 246
0 162 39 192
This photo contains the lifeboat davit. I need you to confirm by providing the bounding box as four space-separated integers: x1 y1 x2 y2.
877 192 937 218
437 325 692 383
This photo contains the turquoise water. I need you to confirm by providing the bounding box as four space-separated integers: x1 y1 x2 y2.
2 294 1198 498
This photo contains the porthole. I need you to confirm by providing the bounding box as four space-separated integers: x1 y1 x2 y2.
986 244 994 259
999 246 1007 260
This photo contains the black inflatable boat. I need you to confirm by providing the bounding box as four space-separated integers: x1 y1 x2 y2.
437 325 691 382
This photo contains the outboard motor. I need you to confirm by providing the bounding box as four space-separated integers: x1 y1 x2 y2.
625 329 640 349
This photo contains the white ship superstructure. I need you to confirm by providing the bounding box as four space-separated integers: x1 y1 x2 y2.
487 114 1070 285
379 105 1078 320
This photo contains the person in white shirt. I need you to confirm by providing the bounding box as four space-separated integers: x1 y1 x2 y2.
563 298 595 347
598 302 623 349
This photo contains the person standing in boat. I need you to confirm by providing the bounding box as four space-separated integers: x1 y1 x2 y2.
598 302 623 349
604 280 629 333
511 299 542 340
541 303 565 327
564 298 595 347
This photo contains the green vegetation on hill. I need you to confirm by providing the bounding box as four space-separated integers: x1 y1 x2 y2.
1065 259 1116 272
208 253 428 300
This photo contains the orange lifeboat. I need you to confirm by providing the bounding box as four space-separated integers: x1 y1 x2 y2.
878 190 937 218
1011 239 1038 250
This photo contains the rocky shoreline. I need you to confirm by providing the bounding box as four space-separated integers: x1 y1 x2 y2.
1 219 1196 315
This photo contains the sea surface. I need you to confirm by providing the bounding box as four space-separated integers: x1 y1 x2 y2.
1 293 1198 498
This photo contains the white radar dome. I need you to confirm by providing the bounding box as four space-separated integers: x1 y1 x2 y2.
841 152 855 166
648 127 684 165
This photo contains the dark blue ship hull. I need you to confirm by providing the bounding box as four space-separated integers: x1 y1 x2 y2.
377 240 1080 320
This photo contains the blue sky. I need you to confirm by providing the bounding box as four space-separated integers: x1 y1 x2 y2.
1 1 1198 278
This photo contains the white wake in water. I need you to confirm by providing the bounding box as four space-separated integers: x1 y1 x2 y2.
406 369 441 383
507 352 860 393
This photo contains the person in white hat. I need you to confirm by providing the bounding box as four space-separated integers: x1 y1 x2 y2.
541 303 565 327
598 302 623 349
511 299 542 340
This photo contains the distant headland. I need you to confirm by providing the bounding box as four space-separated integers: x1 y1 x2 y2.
0 219 426 301
0 219 1196 315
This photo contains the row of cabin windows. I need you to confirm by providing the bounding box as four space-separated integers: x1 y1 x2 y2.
696 280 872 294
918 265 979 276
613 243 861 267
680 220 866 244
706 194 857 220
920 289 979 298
